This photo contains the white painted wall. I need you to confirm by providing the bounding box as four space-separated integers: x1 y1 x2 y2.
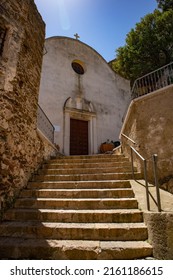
38 36 131 155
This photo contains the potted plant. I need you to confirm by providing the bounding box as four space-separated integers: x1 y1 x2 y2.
100 139 114 153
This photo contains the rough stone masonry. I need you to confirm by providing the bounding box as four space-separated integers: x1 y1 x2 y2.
0 0 56 216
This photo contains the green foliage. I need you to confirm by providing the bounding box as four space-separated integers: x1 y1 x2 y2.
157 0 173 11
112 9 173 83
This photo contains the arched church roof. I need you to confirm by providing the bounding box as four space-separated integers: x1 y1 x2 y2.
45 36 113 72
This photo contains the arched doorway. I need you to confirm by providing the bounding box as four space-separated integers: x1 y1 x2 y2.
63 97 97 155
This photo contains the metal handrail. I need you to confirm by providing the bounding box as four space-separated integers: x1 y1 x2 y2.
152 154 161 212
132 61 173 99
37 104 55 143
121 133 136 145
120 133 161 211
130 146 161 212
130 146 150 211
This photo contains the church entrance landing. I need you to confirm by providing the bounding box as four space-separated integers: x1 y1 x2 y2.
70 118 88 155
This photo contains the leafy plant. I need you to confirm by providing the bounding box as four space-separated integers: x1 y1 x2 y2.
112 8 173 84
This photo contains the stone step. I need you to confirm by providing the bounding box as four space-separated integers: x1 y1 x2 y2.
49 156 129 164
14 198 138 209
0 153 152 260
39 166 134 175
19 188 134 199
0 238 153 260
28 180 131 189
60 154 123 160
33 172 141 182
4 209 144 223
51 154 127 160
44 161 131 169
0 222 148 241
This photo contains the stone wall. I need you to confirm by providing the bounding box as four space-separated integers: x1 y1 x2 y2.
144 212 173 259
0 0 57 215
120 85 173 193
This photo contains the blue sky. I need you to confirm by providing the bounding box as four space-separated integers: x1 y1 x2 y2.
34 0 157 62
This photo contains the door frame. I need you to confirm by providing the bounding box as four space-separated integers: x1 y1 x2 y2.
63 107 97 155
70 118 89 155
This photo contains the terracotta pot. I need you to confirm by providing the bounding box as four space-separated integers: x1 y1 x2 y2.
100 143 114 153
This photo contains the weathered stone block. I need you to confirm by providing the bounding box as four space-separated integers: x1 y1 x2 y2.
0 0 57 216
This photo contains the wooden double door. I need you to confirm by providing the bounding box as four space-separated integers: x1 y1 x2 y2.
70 118 89 155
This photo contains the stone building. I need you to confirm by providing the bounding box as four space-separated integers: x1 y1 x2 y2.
0 0 57 212
38 36 131 155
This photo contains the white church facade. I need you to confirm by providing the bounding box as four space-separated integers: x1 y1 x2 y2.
38 36 131 155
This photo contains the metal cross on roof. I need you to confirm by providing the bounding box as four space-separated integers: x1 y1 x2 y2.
74 33 80 40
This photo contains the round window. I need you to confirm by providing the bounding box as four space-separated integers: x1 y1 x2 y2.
71 60 85 75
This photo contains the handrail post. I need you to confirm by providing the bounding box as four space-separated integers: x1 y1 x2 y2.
144 159 150 211
152 154 162 212
130 147 135 179
124 140 162 212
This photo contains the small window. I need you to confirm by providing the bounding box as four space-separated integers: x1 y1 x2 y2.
0 27 6 56
71 60 85 75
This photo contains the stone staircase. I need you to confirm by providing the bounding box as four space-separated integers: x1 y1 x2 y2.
0 154 153 259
